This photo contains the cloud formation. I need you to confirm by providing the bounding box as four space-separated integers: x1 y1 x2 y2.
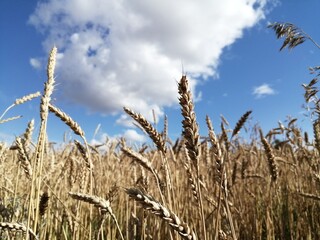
29 0 269 123
253 83 275 98
29 58 42 69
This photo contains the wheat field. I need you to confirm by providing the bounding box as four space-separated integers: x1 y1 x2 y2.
0 46 319 240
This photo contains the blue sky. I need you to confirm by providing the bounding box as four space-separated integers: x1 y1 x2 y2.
1 0 320 145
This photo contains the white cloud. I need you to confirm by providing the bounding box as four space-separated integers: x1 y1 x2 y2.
253 83 275 98
123 129 146 143
0 132 14 144
90 129 146 147
29 58 42 69
29 0 270 123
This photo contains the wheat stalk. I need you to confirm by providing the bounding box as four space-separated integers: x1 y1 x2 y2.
28 46 57 237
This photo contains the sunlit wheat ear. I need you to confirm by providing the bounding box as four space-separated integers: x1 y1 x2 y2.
220 114 230 126
23 119 35 150
220 122 230 151
123 107 166 153
232 110 252 138
205 115 221 158
74 140 93 169
0 92 41 120
121 145 165 203
69 192 113 214
0 222 38 240
125 188 197 240
121 145 158 178
178 76 207 239
15 137 32 178
40 46 57 121
68 192 124 240
48 103 85 137
178 75 200 166
259 129 278 182
0 115 22 124
206 116 224 185
14 92 42 105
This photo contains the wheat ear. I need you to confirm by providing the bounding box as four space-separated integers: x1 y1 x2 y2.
178 76 200 165
178 75 206 239
48 103 85 137
232 110 252 138
260 129 278 182
126 188 197 240
123 107 166 153
0 222 38 240
23 119 35 150
74 140 93 170
121 145 165 204
39 192 49 217
0 92 41 120
0 115 23 124
15 137 32 178
68 192 124 240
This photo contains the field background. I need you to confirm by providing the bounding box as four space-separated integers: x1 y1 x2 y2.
0 46 320 240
